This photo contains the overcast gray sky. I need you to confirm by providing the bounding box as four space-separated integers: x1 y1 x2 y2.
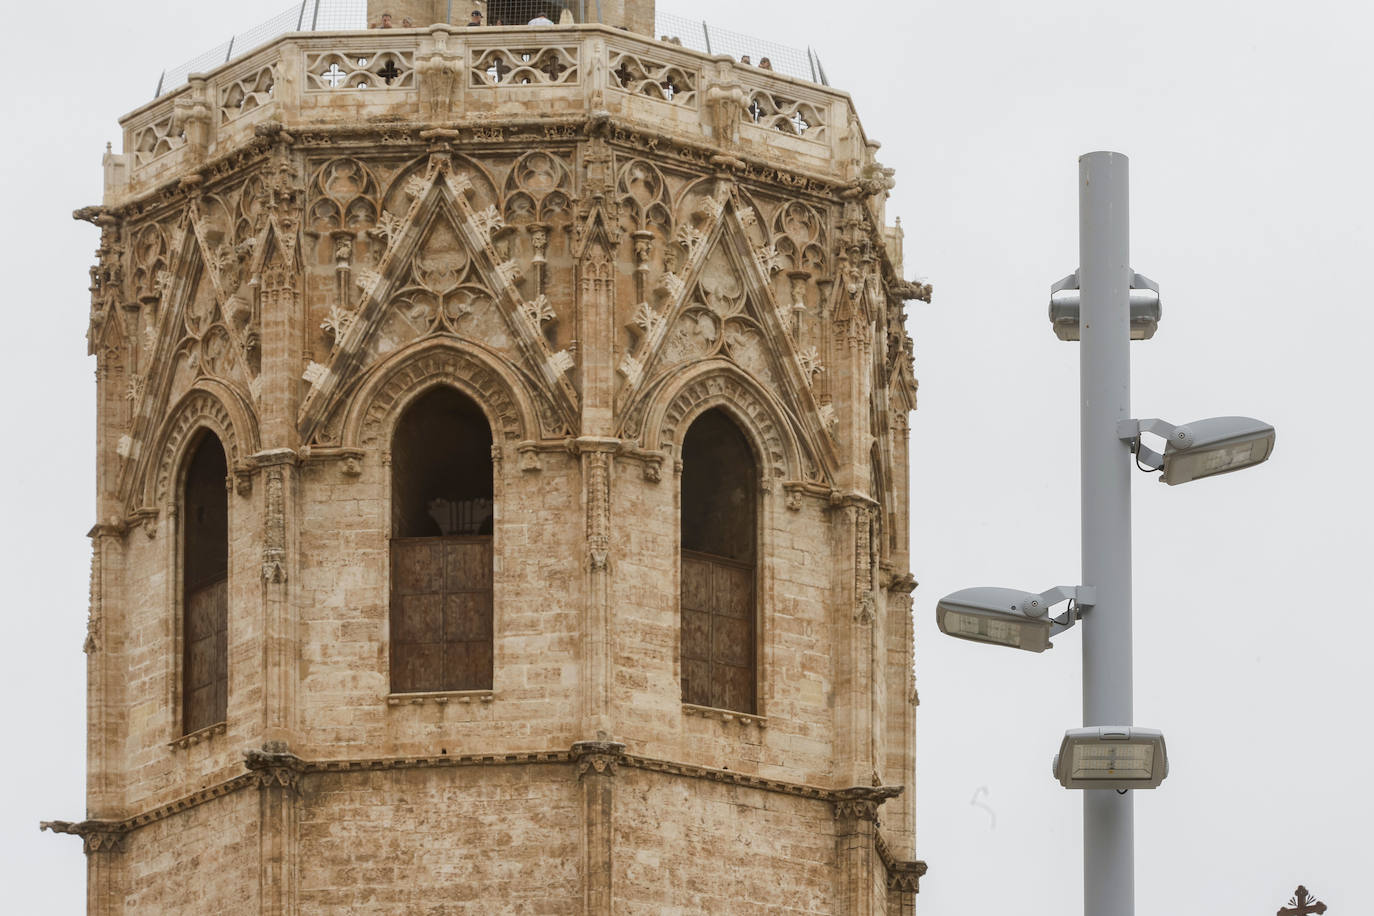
3 1 1369 912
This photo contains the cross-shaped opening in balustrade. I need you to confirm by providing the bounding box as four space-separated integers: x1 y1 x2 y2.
377 59 401 84
789 110 810 135
748 99 763 123
539 55 566 82
486 57 511 83
321 63 347 87
613 61 634 87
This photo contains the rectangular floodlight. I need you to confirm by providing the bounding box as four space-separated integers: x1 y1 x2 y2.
936 587 1053 653
1053 727 1168 790
1161 416 1275 486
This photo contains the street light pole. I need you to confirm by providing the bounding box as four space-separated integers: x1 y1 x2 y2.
1078 151 1134 916
936 151 1274 914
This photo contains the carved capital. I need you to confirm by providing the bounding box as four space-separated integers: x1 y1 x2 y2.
890 572 918 596
832 785 903 825
244 747 304 792
517 441 542 473
40 819 128 855
571 741 625 779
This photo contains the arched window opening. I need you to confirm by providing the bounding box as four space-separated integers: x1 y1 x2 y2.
182 431 228 736
390 387 494 694
680 408 757 714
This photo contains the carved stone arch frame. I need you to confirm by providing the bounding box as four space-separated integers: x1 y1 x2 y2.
146 380 260 511
648 360 807 720
340 337 538 458
646 359 806 484
145 382 256 745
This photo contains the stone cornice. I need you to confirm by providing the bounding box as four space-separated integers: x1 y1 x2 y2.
832 784 904 822
46 745 909 853
875 830 928 894
97 110 846 226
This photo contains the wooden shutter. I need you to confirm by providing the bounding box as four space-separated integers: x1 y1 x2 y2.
391 535 493 693
184 575 228 734
681 549 755 714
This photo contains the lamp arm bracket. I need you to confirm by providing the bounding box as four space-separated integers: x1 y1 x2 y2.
1122 417 1195 449
1035 584 1096 608
1040 585 1093 636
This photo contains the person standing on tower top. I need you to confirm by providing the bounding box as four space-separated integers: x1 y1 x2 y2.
468 9 483 25
528 9 555 25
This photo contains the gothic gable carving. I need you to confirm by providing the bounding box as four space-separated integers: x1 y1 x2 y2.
117 218 262 509
298 154 577 445
616 186 837 480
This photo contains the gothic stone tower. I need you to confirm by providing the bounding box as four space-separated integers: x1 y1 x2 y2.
50 1 931 911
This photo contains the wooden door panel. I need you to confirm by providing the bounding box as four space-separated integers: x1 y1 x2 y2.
679 552 755 714
712 615 752 668
392 541 444 595
712 664 754 715
446 540 493 590
393 594 443 644
680 556 712 611
391 535 493 693
713 564 753 618
681 657 711 708
445 592 492 641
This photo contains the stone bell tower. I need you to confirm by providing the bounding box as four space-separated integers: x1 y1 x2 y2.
49 0 930 911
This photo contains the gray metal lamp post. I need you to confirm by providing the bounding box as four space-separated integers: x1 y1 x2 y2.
1077 149 1137 916
935 151 1274 916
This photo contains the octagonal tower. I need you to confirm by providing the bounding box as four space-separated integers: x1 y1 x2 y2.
51 1 931 911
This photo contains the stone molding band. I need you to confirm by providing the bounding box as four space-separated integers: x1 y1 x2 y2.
43 743 925 890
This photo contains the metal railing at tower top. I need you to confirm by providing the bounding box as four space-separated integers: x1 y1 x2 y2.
153 1 828 98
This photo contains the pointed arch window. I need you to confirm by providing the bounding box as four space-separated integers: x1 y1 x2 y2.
390 387 494 694
680 408 758 714
182 432 229 736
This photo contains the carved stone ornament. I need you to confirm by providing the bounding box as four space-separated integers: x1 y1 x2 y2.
855 590 878 624
243 747 304 792
40 820 128 855
585 449 611 570
261 466 287 583
571 740 625 779
875 832 928 894
831 785 903 824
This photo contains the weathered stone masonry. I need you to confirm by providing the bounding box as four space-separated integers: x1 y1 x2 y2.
49 2 931 912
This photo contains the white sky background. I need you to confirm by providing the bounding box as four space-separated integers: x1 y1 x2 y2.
2 1 1369 912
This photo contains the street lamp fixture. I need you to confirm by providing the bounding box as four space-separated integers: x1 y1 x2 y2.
1049 271 1161 341
1124 416 1276 485
1053 727 1169 790
935 585 1093 653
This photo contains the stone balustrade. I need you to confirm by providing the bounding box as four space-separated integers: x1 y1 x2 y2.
110 24 882 204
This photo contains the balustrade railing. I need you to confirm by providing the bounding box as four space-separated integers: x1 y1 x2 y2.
119 22 860 196
155 1 827 96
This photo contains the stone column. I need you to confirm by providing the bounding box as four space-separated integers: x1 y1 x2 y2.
255 452 299 747
574 439 618 737
832 786 901 916
40 821 126 916
572 741 624 914
246 749 303 915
